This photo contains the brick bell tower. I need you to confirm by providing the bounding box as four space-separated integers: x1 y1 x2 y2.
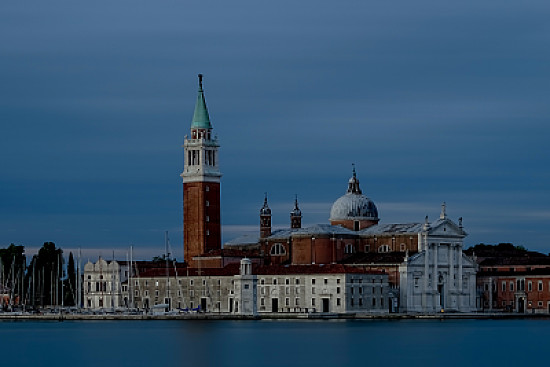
181 74 222 266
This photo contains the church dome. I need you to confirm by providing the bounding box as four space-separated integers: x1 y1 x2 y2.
329 168 379 221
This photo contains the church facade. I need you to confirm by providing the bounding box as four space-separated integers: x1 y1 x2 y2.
179 75 477 314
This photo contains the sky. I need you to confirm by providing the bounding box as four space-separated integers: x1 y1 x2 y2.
1 0 550 260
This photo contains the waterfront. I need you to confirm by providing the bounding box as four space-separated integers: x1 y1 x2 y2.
1 319 547 366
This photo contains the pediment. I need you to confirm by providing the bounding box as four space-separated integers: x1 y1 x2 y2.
428 218 466 238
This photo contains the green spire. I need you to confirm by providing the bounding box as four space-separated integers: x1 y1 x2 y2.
191 74 212 130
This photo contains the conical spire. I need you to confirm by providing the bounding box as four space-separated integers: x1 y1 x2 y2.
191 74 212 130
291 195 301 217
260 193 271 215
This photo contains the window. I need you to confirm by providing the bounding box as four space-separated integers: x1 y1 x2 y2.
400 243 406 251
337 298 341 306
285 298 290 306
351 298 354 307
244 284 249 289
312 287 316 294
337 287 341 294
364 245 370 252
295 298 300 306
337 279 341 284
273 279 277 285
202 280 206 286
324 278 328 285
345 244 354 254
311 298 316 306
295 278 300 285
414 278 419 288
155 281 159 287
538 281 543 291
261 298 265 306
502 282 506 292
528 281 532 292
260 278 265 285
190 280 194 286
510 282 514 291
359 298 363 306
286 287 290 295
285 278 290 285
311 279 316 285
270 243 286 255
378 245 390 253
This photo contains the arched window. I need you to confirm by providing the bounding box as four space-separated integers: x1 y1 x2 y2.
344 244 355 254
270 243 286 256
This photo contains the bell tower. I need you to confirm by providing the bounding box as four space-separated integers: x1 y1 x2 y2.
181 74 222 266
260 194 272 238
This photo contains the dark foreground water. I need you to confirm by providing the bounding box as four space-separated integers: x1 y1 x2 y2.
1 318 548 367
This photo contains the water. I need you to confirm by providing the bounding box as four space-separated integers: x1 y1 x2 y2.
1 319 547 366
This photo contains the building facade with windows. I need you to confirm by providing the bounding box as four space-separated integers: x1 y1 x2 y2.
83 258 122 310
124 260 390 315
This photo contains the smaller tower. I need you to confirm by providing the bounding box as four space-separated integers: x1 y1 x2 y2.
290 195 302 229
260 193 272 238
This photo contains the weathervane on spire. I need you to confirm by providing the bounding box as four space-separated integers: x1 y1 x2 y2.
352 163 356 178
198 74 203 89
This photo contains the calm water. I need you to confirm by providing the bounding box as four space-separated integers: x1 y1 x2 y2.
1 318 548 366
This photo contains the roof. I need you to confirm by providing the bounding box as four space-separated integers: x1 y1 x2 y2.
224 233 261 246
340 251 408 265
253 264 384 276
191 74 212 130
360 223 423 235
138 263 241 278
194 248 263 258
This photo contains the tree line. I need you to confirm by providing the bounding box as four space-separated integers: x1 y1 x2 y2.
1 242 77 310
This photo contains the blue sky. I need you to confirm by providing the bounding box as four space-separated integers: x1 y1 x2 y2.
1 0 550 260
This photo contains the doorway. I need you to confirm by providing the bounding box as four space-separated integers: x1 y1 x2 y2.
322 298 330 313
272 298 278 313
518 298 525 313
201 298 207 312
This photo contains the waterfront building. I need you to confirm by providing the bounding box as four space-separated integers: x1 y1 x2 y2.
83 258 122 310
126 259 390 315
472 247 550 313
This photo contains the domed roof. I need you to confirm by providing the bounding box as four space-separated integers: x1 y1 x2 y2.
329 168 379 221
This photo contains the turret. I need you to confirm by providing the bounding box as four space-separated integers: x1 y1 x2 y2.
260 193 272 238
290 195 302 229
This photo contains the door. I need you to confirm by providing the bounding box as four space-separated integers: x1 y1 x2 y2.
229 298 233 313
518 298 525 313
272 298 278 313
322 298 330 313
201 298 207 312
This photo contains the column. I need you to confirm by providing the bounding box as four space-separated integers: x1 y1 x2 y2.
423 241 429 311
449 243 454 310
458 244 463 293
433 242 438 311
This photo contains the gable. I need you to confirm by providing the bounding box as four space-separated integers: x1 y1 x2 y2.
428 218 466 238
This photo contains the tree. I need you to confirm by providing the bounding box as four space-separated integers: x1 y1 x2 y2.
63 252 76 306
32 242 63 307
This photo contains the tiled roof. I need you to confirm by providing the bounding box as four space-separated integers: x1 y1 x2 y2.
360 223 423 235
137 263 241 278
195 248 263 258
340 251 408 264
253 264 384 275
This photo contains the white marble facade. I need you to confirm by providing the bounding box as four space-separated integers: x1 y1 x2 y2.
399 206 477 313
